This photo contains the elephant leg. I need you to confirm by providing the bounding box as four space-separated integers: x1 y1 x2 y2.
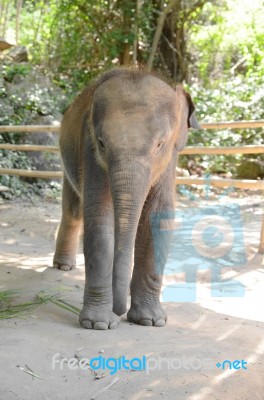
79 153 119 330
128 156 176 327
53 175 82 271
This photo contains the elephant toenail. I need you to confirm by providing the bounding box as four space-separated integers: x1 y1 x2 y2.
109 320 119 329
154 319 166 327
81 319 93 329
94 322 109 330
140 319 153 326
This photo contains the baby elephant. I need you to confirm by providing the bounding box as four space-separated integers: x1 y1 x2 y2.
53 68 199 330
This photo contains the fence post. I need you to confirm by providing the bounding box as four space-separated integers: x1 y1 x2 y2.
259 216 264 254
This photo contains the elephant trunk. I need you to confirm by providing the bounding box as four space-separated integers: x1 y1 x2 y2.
109 160 150 316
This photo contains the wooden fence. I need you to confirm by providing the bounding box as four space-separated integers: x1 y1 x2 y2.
0 121 263 252
0 120 263 187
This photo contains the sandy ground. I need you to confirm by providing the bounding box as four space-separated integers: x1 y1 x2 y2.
0 195 264 400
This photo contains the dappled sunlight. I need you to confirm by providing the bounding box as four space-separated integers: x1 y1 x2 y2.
0 252 30 263
213 366 239 384
216 325 240 341
188 387 213 400
33 266 48 272
196 262 264 321
63 267 85 282
247 336 264 364
44 217 60 224
198 284 264 322
2 238 17 245
0 251 84 279
189 336 264 400
1 253 52 271
161 249 264 322
1 222 10 227
214 337 264 385
191 313 207 330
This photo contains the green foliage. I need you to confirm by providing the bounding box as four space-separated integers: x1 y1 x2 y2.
0 289 80 320
1 63 32 82
0 63 65 199
189 0 264 84
2 1 264 86
181 73 264 174
189 75 264 136
0 0 263 199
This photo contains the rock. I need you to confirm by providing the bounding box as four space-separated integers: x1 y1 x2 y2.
12 74 25 84
176 167 190 177
7 46 28 62
24 115 62 174
0 76 7 97
0 98 15 124
0 38 15 51
236 160 264 179
6 68 67 115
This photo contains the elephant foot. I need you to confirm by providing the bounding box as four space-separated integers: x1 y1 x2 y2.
127 302 167 327
79 305 120 330
53 256 76 271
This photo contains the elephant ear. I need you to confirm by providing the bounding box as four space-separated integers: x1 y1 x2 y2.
184 90 200 129
174 85 200 151
59 84 96 193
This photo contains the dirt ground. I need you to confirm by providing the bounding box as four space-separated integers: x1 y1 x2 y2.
0 194 264 400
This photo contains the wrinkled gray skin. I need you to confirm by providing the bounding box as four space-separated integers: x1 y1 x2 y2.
53 69 199 330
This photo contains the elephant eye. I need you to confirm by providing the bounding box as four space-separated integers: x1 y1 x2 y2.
98 137 106 151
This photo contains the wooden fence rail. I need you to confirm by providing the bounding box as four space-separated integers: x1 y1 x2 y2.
0 125 60 133
0 120 264 133
0 168 63 179
0 143 264 155
0 120 263 186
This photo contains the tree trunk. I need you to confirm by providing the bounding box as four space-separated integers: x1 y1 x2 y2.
132 0 140 65
16 0 23 44
146 0 177 72
119 43 131 65
2 0 10 37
